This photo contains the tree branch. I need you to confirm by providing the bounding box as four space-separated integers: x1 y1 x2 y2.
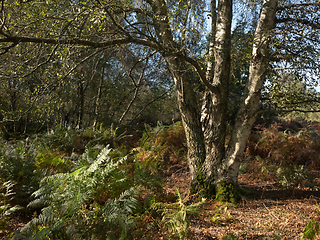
277 3 320 11
129 90 169 125
118 57 149 126
0 35 162 50
276 17 320 29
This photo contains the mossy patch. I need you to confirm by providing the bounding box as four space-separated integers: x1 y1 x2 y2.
190 172 216 198
215 181 241 205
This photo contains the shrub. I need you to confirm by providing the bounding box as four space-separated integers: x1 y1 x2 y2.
135 121 187 173
0 140 41 205
242 122 319 189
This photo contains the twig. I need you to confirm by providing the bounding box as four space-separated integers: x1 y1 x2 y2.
263 202 280 221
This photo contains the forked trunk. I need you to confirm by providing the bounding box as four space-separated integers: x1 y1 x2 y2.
192 0 232 195
149 0 277 202
221 0 278 184
192 0 278 200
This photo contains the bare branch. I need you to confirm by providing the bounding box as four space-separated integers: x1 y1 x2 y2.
179 54 217 93
276 17 320 29
0 41 18 55
118 57 149 126
277 3 320 11
129 90 169 125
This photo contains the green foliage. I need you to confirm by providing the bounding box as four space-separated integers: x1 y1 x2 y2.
40 125 78 153
275 164 314 189
0 181 23 231
266 73 320 114
209 205 238 226
152 188 206 240
273 233 281 240
302 207 320 240
19 145 140 239
222 233 237 240
35 149 71 174
0 140 41 205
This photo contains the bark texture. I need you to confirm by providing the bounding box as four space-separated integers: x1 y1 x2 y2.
149 0 278 200
148 0 206 178
200 0 232 181
222 0 278 183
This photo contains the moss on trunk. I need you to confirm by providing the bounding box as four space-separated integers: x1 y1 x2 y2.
190 172 216 198
190 178 242 204
215 180 241 205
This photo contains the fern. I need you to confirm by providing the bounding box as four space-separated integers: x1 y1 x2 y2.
0 181 23 231
302 207 320 240
0 141 41 205
20 145 140 240
152 188 206 240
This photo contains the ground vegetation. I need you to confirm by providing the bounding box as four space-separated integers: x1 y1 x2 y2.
0 120 319 239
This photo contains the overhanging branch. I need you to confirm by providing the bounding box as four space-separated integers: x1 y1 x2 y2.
0 35 162 50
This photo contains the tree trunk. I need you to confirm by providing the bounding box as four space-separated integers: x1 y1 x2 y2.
92 68 104 129
148 0 206 178
219 0 278 185
77 79 85 129
192 0 277 201
149 0 277 202
195 0 232 195
166 58 206 178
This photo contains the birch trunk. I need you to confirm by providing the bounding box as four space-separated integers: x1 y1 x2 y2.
92 68 104 129
220 0 278 184
147 0 206 178
149 0 277 200
199 0 232 189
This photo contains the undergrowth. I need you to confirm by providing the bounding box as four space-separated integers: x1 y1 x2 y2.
242 121 320 189
135 121 187 173
18 145 140 239
302 206 320 240
152 188 206 240
0 181 23 232
0 120 319 239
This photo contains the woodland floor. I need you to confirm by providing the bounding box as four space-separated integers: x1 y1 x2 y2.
161 166 320 240
2 164 320 240
2 122 320 240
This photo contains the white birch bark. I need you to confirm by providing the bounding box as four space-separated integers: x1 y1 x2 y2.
218 0 278 183
199 0 232 186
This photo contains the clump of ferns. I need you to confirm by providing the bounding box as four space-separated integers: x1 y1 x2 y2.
152 188 206 240
20 145 140 240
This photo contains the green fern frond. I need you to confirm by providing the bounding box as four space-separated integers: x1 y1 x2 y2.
152 188 206 240
21 145 140 240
